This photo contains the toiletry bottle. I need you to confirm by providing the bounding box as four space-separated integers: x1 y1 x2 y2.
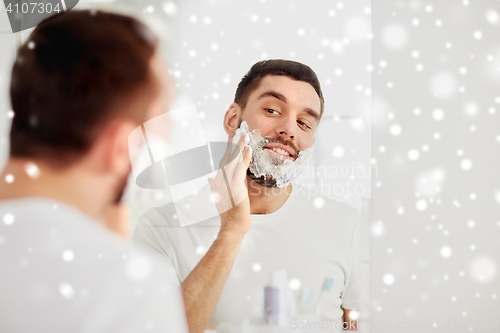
315 277 334 315
263 270 288 326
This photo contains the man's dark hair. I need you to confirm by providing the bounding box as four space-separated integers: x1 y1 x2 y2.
9 10 159 165
234 59 324 117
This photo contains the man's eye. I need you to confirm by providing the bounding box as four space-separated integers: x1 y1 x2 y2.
266 108 279 115
297 120 310 128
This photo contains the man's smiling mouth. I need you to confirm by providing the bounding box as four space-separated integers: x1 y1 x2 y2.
262 144 296 161
269 147 290 156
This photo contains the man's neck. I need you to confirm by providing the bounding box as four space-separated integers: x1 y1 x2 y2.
0 158 109 222
246 175 292 215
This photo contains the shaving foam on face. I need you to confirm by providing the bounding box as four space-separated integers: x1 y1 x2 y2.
232 121 313 188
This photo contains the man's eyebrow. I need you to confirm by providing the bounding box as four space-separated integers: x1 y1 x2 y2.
304 108 321 122
257 90 288 103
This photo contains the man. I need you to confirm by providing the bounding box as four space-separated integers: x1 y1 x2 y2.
134 60 361 332
0 10 188 332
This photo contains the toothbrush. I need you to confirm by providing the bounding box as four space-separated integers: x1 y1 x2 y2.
315 277 334 314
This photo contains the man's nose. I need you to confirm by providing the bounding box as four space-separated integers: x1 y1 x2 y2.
277 116 296 139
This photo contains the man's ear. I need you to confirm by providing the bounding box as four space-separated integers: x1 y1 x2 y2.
223 103 241 137
97 120 136 178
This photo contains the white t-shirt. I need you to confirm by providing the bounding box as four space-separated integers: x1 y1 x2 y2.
134 184 361 328
0 197 188 333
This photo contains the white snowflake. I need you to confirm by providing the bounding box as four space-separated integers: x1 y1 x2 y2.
3 213 14 225
383 273 395 285
5 174 14 183
440 246 452 258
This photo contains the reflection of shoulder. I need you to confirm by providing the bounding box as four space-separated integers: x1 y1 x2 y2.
140 202 180 227
293 184 359 225
139 183 219 228
328 198 359 217
294 184 358 210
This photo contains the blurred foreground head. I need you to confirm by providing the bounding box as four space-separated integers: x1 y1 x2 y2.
4 10 174 230
9 9 170 166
